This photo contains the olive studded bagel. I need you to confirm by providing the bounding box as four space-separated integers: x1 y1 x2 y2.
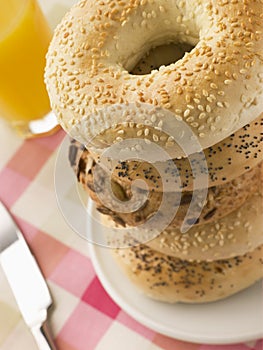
102 187 263 262
112 244 263 303
45 0 263 160
69 138 262 232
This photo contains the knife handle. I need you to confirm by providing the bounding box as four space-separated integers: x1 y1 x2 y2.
31 321 57 350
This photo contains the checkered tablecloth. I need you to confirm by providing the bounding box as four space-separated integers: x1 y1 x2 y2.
0 1 262 349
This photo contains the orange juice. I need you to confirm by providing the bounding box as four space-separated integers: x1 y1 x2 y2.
0 0 52 125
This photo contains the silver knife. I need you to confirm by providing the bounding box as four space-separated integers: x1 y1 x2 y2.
0 201 56 350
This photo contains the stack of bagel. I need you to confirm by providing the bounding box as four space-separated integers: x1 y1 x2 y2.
45 0 263 303
68 132 263 303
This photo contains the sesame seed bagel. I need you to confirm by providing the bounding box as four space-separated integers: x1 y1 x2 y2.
90 114 263 191
69 139 262 232
112 243 263 303
45 0 263 160
146 189 263 261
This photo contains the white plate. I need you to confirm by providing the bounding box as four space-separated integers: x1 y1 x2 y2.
88 210 263 344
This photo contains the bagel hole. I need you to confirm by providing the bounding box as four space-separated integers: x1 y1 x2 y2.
131 42 194 75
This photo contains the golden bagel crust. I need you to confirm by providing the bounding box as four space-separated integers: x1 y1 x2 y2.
90 115 263 191
69 139 262 232
45 0 263 159
112 244 263 303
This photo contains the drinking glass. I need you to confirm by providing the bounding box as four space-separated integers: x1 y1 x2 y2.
0 0 60 138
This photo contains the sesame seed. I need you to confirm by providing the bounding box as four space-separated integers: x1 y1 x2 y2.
210 83 218 89
184 109 191 118
136 123 143 128
175 115 183 121
206 105 212 113
151 115 157 123
199 113 206 119
153 134 159 142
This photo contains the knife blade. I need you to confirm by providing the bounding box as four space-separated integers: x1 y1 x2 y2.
0 201 56 350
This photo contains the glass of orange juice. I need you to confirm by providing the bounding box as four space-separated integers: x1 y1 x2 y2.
0 0 60 138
